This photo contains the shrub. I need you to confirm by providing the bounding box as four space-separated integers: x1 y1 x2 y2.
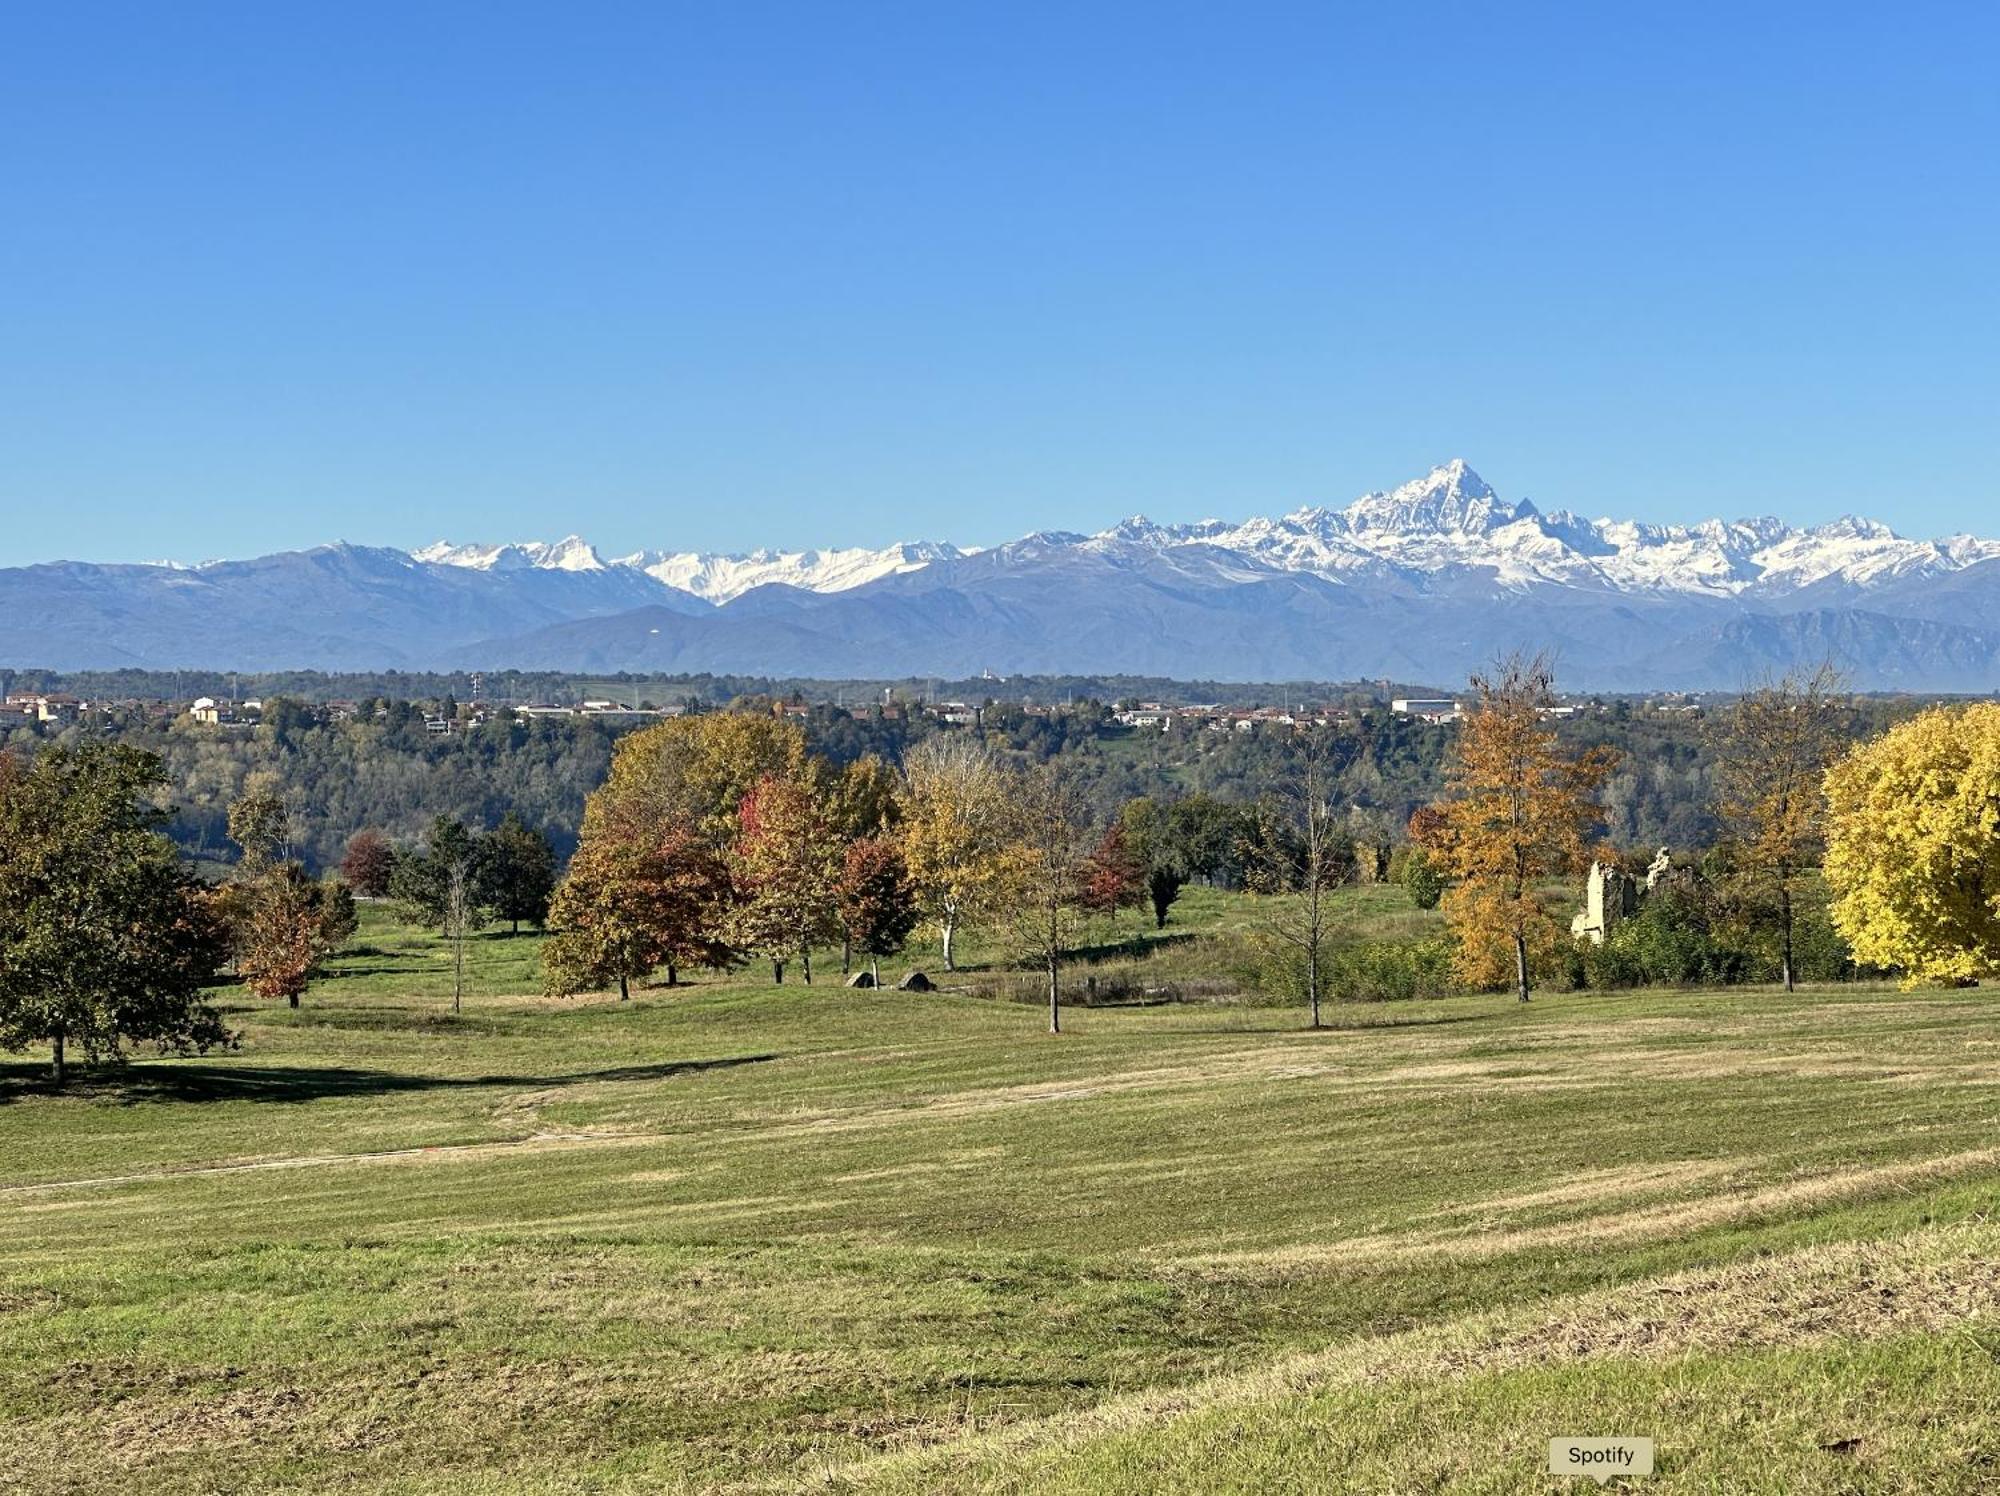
1246 934 1458 1004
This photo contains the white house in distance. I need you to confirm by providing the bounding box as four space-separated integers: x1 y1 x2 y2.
1392 697 1462 723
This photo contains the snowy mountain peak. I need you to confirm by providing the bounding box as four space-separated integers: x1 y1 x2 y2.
1341 460 1525 536
408 460 1991 609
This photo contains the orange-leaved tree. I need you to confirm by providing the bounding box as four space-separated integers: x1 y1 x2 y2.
729 771 843 985
1417 654 1615 1002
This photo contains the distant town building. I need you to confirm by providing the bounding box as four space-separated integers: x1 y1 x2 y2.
1392 697 1461 723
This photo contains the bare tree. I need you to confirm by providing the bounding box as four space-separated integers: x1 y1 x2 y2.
1262 733 1351 1028
1008 761 1093 1035
1710 662 1846 991
444 860 479 1014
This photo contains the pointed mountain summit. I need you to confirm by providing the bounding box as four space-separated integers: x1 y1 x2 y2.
29 457 1998 686
1341 459 1531 535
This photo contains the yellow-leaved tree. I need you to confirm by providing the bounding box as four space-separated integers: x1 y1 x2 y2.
580 711 809 853
899 735 1018 971
1417 654 1616 1002
1824 702 2000 987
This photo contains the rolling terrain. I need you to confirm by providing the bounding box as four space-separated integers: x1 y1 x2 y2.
4 897 1999 1491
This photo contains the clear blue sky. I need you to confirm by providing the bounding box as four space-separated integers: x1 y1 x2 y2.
3 2 1996 565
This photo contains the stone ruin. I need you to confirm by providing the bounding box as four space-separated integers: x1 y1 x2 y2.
1570 846 1679 945
1571 861 1638 945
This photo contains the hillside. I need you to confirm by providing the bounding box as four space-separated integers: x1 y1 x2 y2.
4 902 1999 1491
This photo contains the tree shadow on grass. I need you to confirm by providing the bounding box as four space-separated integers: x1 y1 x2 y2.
0 1053 777 1107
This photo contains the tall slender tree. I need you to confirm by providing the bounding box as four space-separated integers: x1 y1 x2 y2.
1260 735 1352 1028
1008 761 1091 1035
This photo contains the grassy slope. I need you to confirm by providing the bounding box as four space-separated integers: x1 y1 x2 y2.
2 899 1998 1492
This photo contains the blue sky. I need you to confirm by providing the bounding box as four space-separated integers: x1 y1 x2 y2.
3 2 1996 565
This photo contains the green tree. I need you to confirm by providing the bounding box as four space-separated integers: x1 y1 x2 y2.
479 813 558 934
0 745 230 1085
390 816 478 932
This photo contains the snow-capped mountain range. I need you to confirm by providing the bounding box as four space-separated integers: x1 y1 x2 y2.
408 460 2000 605
6 461 2000 689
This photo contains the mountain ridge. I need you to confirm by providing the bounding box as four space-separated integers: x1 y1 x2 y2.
7 462 1998 688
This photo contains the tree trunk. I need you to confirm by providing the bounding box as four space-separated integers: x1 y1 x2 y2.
871 955 880 986
942 917 957 972
1047 952 1061 1035
841 934 851 976
618 972 629 1001
289 991 300 1009
665 962 678 988
802 945 812 986
772 959 785 985
1308 939 1322 1029
51 1029 65 1088
1780 884 1795 993
1515 931 1530 1003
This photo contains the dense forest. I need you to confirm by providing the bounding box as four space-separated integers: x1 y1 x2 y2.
0 688 1937 874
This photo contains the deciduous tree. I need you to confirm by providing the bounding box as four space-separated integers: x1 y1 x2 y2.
1257 736 1354 1027
480 812 558 934
1008 761 1091 1034
543 832 733 999
339 828 395 897
1709 664 1845 991
1824 702 2000 986
1079 821 1147 922
1419 654 1615 1002
730 773 842 984
0 744 230 1085
236 864 355 1009
838 835 920 985
900 735 1015 971
227 786 291 873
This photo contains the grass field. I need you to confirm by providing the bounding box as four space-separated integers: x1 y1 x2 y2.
5 897 2000 1492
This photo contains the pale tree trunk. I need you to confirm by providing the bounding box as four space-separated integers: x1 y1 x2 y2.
870 955 880 986
1515 931 1530 1004
1046 893 1064 1035
1780 884 1795 993
941 913 957 972
1308 938 1322 1028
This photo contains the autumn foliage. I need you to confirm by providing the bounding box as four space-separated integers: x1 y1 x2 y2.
1418 655 1614 1000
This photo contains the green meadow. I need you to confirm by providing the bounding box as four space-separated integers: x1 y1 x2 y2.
4 897 1999 1492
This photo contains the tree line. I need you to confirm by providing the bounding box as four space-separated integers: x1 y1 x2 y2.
10 657 2000 1085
